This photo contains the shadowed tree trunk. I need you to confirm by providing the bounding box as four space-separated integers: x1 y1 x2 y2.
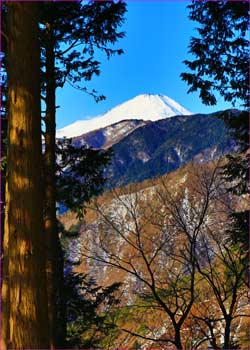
44 21 65 348
1 3 50 348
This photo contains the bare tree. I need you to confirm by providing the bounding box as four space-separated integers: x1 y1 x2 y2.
82 163 243 349
194 224 248 349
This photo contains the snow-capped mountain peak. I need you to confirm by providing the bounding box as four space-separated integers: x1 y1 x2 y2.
56 93 192 138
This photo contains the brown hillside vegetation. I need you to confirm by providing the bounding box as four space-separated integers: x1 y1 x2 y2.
60 161 249 349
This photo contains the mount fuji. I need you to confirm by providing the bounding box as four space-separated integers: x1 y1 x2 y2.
56 94 192 138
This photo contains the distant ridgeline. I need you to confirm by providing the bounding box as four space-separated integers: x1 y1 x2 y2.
69 110 236 189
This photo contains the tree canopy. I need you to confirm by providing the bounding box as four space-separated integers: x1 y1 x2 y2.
181 0 249 250
40 1 126 100
181 1 249 109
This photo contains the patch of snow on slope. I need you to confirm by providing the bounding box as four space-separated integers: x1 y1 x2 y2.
57 93 192 138
137 151 150 163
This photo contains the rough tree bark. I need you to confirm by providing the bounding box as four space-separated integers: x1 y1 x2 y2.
2 2 50 349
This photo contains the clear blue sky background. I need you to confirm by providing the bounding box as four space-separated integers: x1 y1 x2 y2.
56 1 234 129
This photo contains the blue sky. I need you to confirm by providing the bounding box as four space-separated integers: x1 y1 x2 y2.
56 1 234 129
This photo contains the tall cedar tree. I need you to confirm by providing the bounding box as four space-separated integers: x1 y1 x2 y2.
181 0 249 248
2 3 50 349
39 2 126 347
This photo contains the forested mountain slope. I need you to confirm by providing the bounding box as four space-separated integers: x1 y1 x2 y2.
68 109 236 188
106 110 235 187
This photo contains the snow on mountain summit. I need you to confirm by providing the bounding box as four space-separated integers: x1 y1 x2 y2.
56 94 192 138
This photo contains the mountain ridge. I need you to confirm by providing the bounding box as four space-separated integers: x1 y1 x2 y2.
72 119 149 149
56 93 192 138
105 111 234 187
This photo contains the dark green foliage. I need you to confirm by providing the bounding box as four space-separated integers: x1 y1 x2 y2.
108 112 234 187
223 152 249 196
133 340 142 349
219 110 248 153
227 207 249 251
181 1 249 108
219 110 249 197
64 270 121 348
182 1 249 250
39 1 126 99
66 223 82 237
56 138 111 218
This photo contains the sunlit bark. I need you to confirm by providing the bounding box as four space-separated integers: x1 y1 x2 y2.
2 3 49 348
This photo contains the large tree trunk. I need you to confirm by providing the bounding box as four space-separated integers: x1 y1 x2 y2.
44 22 65 348
2 2 50 349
